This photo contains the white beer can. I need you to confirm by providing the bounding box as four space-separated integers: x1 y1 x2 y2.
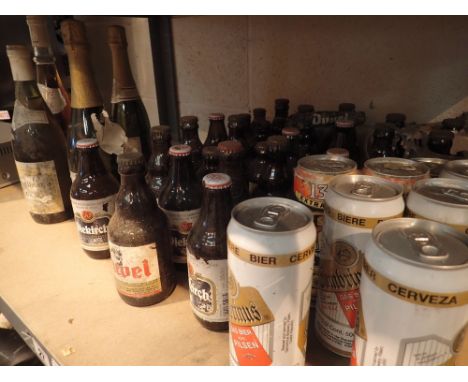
352 218 468 366
316 174 404 357
412 157 448 178
439 159 468 182
227 197 316 366
406 178 468 235
363 157 430 195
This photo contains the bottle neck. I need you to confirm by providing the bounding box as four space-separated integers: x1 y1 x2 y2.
207 120 227 140
275 109 288 119
182 128 200 142
77 147 107 177
151 139 170 153
168 155 195 185
117 171 155 216
197 187 232 230
109 44 138 103
228 126 244 139
35 62 60 88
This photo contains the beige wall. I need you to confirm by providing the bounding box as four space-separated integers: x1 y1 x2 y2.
172 16 468 140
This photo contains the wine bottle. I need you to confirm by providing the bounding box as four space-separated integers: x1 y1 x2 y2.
6 45 72 224
108 25 151 160
26 15 71 138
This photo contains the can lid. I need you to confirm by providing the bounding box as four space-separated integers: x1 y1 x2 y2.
330 174 403 201
412 157 448 177
180 115 198 128
297 154 357 175
411 178 468 207
203 173 232 190
202 145 219 158
282 127 300 137
326 147 349 157
169 144 191 157
373 218 468 269
76 138 99 149
336 119 354 128
364 157 429 178
209 113 225 121
441 159 468 180
232 197 313 233
218 140 243 154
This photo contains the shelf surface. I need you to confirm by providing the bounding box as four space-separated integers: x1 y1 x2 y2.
0 184 346 366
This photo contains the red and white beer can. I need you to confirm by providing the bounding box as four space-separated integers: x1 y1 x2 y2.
352 218 468 366
227 197 316 366
315 174 404 357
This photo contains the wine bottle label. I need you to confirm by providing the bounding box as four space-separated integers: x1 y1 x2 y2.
159 208 201 263
109 241 162 299
37 84 66 115
15 160 65 215
12 100 48 131
71 194 116 251
123 136 142 154
187 251 228 322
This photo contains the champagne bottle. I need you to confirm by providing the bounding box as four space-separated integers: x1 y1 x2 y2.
108 25 151 160
61 19 109 181
26 15 71 138
6 45 72 224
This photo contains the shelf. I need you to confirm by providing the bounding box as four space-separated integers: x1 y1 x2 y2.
0 184 346 366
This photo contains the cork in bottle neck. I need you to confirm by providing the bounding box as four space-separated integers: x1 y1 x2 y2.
6 45 35 82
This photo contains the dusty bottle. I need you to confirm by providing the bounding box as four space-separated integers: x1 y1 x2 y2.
217 140 248 205
61 19 110 181
251 107 271 142
204 113 228 147
26 15 71 138
158 145 202 269
271 98 289 135
187 173 232 332
180 115 203 170
227 114 248 151
108 25 151 159
6 44 72 224
196 146 219 183
108 152 176 307
247 141 268 196
70 138 119 259
146 125 171 200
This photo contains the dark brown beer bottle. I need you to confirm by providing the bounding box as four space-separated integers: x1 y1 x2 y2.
7 45 72 224
294 104 314 154
146 125 171 200
338 102 356 114
227 114 248 151
247 141 268 196
251 107 271 143
329 118 359 163
158 145 202 269
271 98 289 135
26 16 71 138
187 173 232 332
70 138 119 259
385 113 406 128
255 138 289 197
108 152 176 307
180 115 203 170
217 140 248 205
204 113 228 147
196 146 219 183
282 127 301 180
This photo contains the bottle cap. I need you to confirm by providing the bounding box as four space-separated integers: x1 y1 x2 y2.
208 113 225 121
180 115 198 129
202 146 219 158
6 45 34 81
253 108 266 118
336 118 354 128
282 127 300 137
117 152 145 173
218 140 243 155
203 173 232 190
151 125 171 140
76 138 99 149
338 103 356 112
326 147 349 157
61 19 89 47
297 104 314 113
169 144 192 157
107 25 127 46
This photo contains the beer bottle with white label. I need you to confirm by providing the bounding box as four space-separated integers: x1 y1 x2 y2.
26 16 71 138
203 113 228 147
187 173 232 331
146 125 171 200
61 19 110 181
6 45 72 224
108 152 176 306
108 25 151 160
180 116 203 170
271 98 289 135
71 138 119 259
158 145 202 270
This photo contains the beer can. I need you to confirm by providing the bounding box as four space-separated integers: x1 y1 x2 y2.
439 159 468 182
227 197 316 366
412 157 448 178
406 178 468 235
316 174 404 357
363 157 430 195
352 218 468 366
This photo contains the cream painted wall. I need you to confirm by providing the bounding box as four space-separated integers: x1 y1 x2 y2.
172 16 468 141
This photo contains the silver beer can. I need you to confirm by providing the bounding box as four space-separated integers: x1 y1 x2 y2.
412 157 448 178
439 159 468 182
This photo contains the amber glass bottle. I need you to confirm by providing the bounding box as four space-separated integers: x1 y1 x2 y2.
204 113 228 147
217 140 248 205
146 125 171 200
271 98 289 135
196 146 220 183
180 115 203 170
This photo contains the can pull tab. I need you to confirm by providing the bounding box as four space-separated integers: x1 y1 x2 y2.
351 182 374 197
254 205 288 229
444 188 468 203
406 230 449 261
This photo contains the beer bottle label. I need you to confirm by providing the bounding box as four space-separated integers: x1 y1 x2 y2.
159 208 201 263
187 251 228 322
109 241 162 299
37 84 66 115
15 160 65 215
12 100 48 131
71 194 116 251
